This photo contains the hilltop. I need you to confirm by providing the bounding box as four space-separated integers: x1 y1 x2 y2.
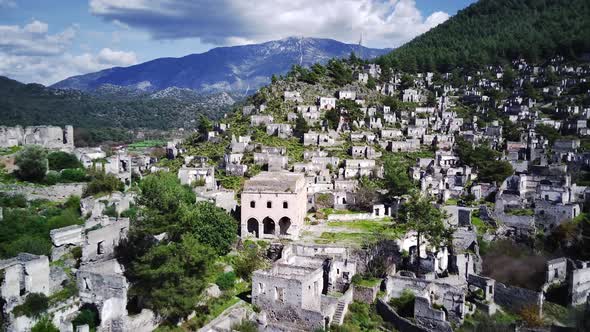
378 0 590 72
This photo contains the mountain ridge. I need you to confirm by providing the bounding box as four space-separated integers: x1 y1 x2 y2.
52 37 391 94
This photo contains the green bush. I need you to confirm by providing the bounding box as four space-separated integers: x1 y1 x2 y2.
231 320 258 332
13 293 49 318
48 151 82 171
234 244 266 282
15 145 48 182
31 316 59 332
0 193 27 208
83 172 124 197
389 289 415 318
103 204 118 218
44 171 60 185
215 272 236 291
5 235 52 257
60 169 88 182
72 309 99 330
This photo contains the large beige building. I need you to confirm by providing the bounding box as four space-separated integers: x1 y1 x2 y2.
241 172 306 240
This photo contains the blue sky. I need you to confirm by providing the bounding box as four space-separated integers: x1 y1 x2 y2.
0 0 476 84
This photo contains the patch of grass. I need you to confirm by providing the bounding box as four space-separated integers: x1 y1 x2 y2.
352 275 381 288
0 146 22 156
326 219 407 238
506 208 534 216
127 140 165 149
445 198 459 206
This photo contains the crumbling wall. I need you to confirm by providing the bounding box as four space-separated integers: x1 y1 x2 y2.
82 219 129 263
0 183 85 202
545 258 567 286
375 299 428 332
414 296 452 332
494 282 543 316
77 260 128 326
353 284 380 304
569 262 590 305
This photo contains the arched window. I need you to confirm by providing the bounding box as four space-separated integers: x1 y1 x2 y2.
250 201 256 208
267 201 272 208
283 201 288 209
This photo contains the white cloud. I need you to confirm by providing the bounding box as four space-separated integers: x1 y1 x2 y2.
0 20 76 56
90 0 449 48
0 20 138 84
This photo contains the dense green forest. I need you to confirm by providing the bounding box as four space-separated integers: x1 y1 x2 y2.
0 76 229 130
377 0 590 72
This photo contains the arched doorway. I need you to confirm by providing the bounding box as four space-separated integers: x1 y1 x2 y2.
279 217 291 236
263 217 275 236
247 218 259 238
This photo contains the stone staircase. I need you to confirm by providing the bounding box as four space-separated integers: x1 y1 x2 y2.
332 300 347 326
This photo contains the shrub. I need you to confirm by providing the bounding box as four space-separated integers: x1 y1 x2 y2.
71 246 82 260
519 305 543 327
5 235 52 257
103 204 118 218
13 293 49 318
231 320 258 332
48 151 82 171
215 272 236 291
389 289 415 318
72 309 99 330
60 169 88 182
234 244 266 282
83 172 124 197
15 145 48 182
31 316 59 332
0 193 27 208
44 171 60 185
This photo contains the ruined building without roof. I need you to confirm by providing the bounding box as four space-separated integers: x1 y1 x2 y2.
0 125 74 149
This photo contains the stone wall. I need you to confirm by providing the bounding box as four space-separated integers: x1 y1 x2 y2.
375 299 428 332
494 282 543 316
353 283 380 304
569 262 590 305
414 296 453 332
0 183 85 202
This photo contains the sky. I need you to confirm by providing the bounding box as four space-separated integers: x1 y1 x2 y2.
0 0 476 85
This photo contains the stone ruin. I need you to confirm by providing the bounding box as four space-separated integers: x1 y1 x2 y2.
0 125 74 149
252 244 357 331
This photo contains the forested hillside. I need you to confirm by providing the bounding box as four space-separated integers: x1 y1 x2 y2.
0 76 232 130
378 0 590 72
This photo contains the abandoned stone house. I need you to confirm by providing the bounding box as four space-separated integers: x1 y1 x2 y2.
266 123 293 139
82 218 130 263
251 115 274 126
351 146 380 159
284 91 302 102
338 90 356 100
0 254 51 312
343 159 377 179
241 172 307 240
0 125 74 149
318 97 337 110
402 89 422 103
177 166 216 190
544 258 590 306
304 131 336 147
74 147 107 169
252 244 357 331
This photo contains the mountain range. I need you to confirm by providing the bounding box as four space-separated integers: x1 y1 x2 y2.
53 37 390 95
